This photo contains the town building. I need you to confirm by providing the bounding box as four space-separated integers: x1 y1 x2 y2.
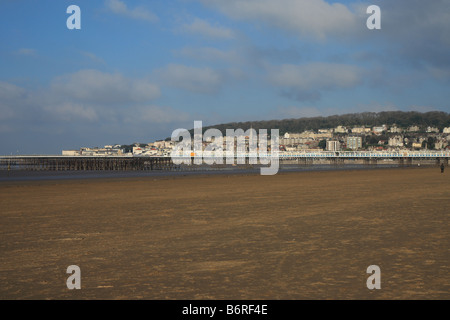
351 127 371 134
326 140 340 151
426 127 439 133
62 150 81 156
389 125 403 133
346 136 362 150
334 126 347 134
435 139 448 150
373 125 387 135
388 136 404 147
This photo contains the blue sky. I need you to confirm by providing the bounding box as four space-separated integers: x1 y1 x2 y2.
1 0 449 154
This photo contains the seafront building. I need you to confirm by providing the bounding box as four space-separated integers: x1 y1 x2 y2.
62 147 123 156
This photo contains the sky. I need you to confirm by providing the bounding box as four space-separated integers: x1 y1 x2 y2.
1 0 449 154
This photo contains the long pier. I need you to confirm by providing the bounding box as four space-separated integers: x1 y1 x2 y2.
0 151 449 171
0 156 172 171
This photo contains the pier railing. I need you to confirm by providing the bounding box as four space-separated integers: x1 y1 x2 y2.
276 150 450 158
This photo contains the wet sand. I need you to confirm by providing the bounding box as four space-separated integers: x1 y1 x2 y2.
0 167 449 299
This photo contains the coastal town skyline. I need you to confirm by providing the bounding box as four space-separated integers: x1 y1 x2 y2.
63 121 450 157
1 0 450 155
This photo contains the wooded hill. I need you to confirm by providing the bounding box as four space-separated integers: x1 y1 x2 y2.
189 111 450 136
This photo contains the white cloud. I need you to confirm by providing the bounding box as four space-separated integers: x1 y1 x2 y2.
182 18 234 39
128 105 191 124
15 48 37 56
0 69 163 128
0 81 27 101
0 124 13 133
268 62 362 101
177 47 240 64
428 66 450 81
156 64 225 94
0 72 191 138
105 0 158 22
270 63 361 89
80 51 105 65
0 82 45 124
198 0 361 40
44 102 99 122
0 81 30 120
51 69 160 105
0 104 15 121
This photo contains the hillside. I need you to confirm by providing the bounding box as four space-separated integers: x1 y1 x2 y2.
189 111 450 136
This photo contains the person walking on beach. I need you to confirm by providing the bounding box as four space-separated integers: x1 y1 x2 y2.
441 163 445 173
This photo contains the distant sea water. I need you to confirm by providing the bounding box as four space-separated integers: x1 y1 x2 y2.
0 163 413 182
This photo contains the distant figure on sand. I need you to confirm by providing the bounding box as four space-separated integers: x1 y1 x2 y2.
441 163 445 173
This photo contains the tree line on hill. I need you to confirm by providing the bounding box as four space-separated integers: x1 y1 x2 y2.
184 111 450 137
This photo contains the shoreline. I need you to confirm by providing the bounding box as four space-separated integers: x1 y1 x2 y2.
0 163 435 183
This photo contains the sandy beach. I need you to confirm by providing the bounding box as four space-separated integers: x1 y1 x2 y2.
0 167 449 299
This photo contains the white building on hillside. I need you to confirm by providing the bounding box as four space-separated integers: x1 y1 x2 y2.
326 140 340 151
389 125 403 133
388 136 404 147
334 126 347 134
346 136 362 150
